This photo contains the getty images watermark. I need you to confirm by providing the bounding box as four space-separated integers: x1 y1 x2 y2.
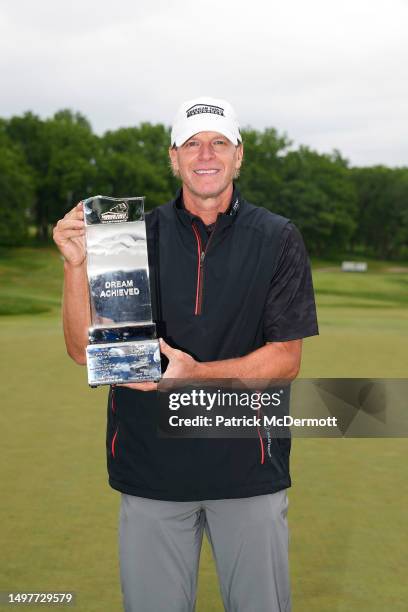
158 379 408 438
166 388 337 430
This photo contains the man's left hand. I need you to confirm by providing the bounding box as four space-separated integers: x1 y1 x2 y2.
117 338 200 392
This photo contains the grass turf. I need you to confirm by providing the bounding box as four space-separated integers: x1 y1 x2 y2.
0 247 407 611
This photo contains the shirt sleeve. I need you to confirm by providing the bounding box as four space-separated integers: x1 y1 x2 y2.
263 222 319 342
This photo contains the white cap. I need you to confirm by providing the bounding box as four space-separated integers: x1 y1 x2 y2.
171 97 242 147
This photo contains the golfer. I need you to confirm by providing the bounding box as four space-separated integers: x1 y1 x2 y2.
53 97 318 612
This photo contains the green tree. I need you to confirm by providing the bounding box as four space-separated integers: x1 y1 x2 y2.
42 110 98 234
237 128 290 209
6 110 97 240
0 121 34 245
6 109 406 261
278 148 357 256
351 166 408 259
98 124 175 208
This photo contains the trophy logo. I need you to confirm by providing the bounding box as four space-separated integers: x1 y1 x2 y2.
82 195 161 387
100 201 129 223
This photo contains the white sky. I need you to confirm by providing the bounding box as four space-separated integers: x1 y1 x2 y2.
1 0 407 166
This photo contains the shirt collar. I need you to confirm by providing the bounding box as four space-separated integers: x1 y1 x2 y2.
174 184 242 226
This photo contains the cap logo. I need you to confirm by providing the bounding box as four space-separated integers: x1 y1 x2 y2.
186 104 225 118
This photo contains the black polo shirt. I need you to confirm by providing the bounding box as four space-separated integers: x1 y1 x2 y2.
106 188 318 501
175 187 318 343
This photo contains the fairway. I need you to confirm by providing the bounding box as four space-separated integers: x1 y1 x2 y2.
1 248 407 611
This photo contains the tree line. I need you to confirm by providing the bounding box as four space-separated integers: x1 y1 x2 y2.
1 109 407 259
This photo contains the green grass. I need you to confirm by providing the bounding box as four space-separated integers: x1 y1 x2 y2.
0 247 407 611
0 247 63 315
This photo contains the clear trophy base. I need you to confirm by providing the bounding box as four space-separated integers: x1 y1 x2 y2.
86 325 161 387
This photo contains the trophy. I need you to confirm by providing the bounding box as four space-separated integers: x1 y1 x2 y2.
83 195 161 387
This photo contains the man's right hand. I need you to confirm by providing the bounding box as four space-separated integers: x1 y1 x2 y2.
53 202 86 267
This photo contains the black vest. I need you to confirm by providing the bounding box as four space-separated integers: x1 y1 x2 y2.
106 191 292 501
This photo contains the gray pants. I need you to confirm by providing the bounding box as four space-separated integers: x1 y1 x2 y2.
119 490 291 612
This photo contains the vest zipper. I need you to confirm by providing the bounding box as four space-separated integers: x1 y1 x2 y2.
111 388 118 458
257 410 265 465
112 426 118 459
191 221 218 316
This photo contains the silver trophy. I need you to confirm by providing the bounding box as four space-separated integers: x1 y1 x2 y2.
83 195 161 387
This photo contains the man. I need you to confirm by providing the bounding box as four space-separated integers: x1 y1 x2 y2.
53 97 318 612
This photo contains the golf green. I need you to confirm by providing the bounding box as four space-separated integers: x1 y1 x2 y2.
0 249 407 611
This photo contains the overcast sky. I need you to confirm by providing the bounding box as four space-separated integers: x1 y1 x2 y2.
1 0 407 166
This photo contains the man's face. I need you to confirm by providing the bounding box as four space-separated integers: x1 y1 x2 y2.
169 131 243 200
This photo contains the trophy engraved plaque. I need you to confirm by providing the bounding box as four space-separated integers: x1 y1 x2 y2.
83 195 161 387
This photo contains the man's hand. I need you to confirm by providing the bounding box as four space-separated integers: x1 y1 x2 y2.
53 202 86 267
160 338 200 378
116 337 302 392
117 338 201 391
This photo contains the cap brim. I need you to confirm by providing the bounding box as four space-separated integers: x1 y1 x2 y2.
173 117 240 147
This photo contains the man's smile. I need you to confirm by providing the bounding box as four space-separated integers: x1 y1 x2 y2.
193 169 220 175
